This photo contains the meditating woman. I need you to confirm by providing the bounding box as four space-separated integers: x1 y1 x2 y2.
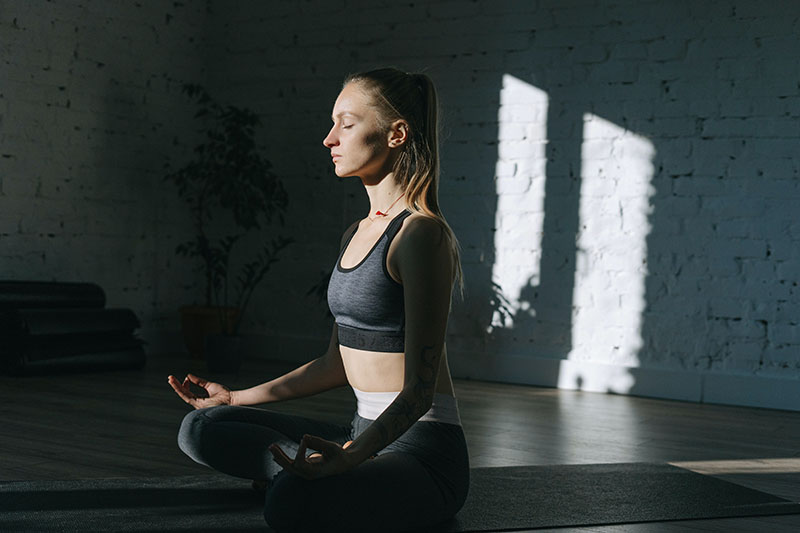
167 67 469 533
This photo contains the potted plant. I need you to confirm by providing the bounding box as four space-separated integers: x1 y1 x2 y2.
164 83 292 371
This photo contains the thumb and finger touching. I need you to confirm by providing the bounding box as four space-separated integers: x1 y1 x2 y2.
303 435 338 455
187 373 209 389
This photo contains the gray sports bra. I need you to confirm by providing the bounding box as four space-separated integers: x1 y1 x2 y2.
327 210 413 352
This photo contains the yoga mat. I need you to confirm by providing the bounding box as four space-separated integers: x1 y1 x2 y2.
1 463 798 532
14 308 140 336
10 347 147 375
0 281 105 309
22 334 144 362
0 475 263 532
445 463 800 531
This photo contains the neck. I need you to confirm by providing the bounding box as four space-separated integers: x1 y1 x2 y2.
364 174 406 219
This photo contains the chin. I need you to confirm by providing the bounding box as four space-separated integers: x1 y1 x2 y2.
334 166 358 178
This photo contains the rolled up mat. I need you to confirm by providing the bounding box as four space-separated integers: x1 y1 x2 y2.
11 308 140 336
22 334 144 362
0 281 105 309
8 347 146 375
1 335 145 374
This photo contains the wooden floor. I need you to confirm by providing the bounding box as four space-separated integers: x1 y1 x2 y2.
2 353 800 532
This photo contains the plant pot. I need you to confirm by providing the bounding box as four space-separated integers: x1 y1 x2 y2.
205 333 244 374
179 305 239 359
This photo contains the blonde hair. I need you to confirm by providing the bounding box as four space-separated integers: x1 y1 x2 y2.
345 68 464 297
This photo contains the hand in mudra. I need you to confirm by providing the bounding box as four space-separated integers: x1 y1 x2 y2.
167 373 231 409
270 436 358 480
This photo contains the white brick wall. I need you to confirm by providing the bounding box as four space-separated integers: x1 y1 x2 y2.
2 0 798 409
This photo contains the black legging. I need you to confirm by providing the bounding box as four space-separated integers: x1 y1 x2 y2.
178 405 470 532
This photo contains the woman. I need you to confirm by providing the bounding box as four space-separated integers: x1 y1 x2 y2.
168 67 468 533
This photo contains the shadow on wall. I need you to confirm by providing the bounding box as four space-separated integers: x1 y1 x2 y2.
449 2 799 402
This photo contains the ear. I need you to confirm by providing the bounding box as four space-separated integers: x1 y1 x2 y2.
387 120 409 148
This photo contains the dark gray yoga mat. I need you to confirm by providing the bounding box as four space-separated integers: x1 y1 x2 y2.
0 475 264 532
1 463 798 532
0 281 106 309
446 462 800 531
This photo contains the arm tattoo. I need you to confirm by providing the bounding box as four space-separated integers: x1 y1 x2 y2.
372 344 439 449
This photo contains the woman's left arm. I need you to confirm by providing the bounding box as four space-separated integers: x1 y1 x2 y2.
270 217 454 477
346 216 454 463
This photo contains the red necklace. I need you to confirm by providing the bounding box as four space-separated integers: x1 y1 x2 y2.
371 192 406 219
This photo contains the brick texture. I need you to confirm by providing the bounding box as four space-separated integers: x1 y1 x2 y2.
2 1 798 393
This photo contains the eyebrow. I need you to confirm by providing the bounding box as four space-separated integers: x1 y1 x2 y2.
332 111 361 121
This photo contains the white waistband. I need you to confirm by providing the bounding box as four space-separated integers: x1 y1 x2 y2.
352 386 462 426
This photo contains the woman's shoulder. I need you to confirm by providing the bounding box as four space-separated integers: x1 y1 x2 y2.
393 212 452 266
400 212 449 245
388 212 454 288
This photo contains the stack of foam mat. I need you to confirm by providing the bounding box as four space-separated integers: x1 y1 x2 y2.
0 281 145 375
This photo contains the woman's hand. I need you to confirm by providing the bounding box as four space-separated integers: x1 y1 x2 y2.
269 435 360 480
167 373 232 409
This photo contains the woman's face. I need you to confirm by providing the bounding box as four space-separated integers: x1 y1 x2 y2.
323 82 393 180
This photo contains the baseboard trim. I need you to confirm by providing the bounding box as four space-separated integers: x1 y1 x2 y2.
703 372 800 412
449 351 800 412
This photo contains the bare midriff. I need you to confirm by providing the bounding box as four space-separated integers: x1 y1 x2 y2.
340 343 455 396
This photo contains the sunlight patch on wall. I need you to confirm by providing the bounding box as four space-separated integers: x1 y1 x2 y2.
489 74 548 331
570 113 655 368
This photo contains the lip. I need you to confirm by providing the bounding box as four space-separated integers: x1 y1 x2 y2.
331 154 341 162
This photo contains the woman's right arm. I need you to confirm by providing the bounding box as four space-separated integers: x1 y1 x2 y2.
230 323 348 406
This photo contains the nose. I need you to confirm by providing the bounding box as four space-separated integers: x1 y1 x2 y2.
323 125 337 148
